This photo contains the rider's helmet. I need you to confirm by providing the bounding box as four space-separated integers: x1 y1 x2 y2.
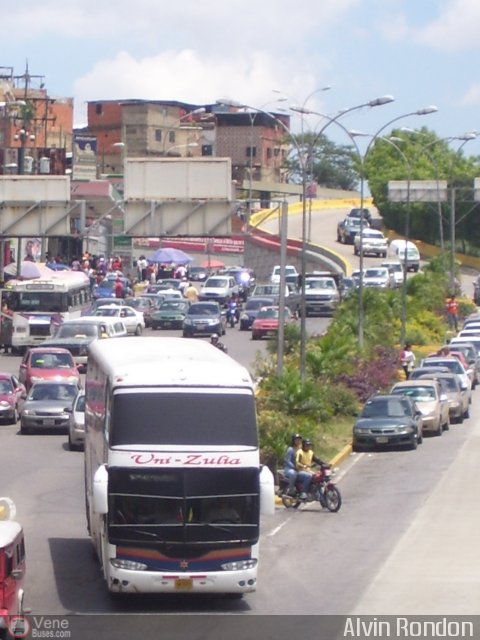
302 438 312 448
210 333 219 344
290 433 302 446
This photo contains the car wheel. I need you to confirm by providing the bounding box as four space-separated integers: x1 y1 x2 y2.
464 406 470 419
20 422 30 435
409 437 418 450
443 416 450 431
135 325 143 336
436 421 443 436
418 430 423 445
9 408 18 425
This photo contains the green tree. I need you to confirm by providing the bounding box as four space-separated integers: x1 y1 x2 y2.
284 132 358 190
362 127 480 249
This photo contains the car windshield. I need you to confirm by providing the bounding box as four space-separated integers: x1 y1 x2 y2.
305 279 335 289
30 383 77 401
57 324 97 338
362 398 412 418
160 301 189 311
246 299 270 310
424 359 463 374
0 380 13 394
204 278 227 288
365 269 388 278
31 353 74 369
94 308 119 317
189 304 218 316
392 386 436 402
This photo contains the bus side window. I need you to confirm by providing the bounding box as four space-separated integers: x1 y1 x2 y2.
5 551 13 577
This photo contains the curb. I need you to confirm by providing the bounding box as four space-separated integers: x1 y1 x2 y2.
274 443 353 505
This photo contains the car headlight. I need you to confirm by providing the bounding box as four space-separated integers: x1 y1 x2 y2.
398 425 414 433
221 559 257 571
184 318 193 325
0 400 10 408
110 558 147 571
22 409 36 416
240 312 248 320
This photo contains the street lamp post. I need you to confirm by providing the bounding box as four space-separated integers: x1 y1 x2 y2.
336 106 437 348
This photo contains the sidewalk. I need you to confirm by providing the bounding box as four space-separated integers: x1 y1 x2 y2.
351 417 480 614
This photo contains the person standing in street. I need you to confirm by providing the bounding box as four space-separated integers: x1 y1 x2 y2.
400 343 416 379
184 282 199 303
445 294 459 332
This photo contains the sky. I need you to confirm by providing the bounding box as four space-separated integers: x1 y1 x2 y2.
3 0 480 156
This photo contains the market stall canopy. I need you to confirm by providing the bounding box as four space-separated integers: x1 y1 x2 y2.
147 248 193 265
4 261 56 279
200 259 225 269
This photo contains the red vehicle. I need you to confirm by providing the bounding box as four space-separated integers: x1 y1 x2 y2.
19 347 81 392
0 498 27 640
251 305 296 340
0 374 25 425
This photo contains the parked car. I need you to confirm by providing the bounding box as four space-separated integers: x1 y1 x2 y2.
19 381 79 434
41 317 127 371
239 296 275 330
187 266 209 282
0 373 26 424
223 267 256 300
446 340 480 385
381 260 405 287
93 304 145 335
362 267 394 289
270 265 298 284
182 301 227 337
198 276 239 305
251 305 296 340
123 296 156 328
420 356 472 399
337 216 367 244
303 276 340 316
416 372 468 424
250 283 301 315
66 389 85 451
354 229 388 258
18 347 81 391
151 299 191 330
387 239 420 272
81 297 126 316
352 394 423 451
390 379 449 436
92 276 132 299
347 207 373 225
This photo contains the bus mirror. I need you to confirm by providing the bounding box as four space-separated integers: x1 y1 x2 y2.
259 465 275 516
93 465 109 515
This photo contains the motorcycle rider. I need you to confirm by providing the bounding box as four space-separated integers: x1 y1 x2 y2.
210 333 227 352
295 438 327 499
283 433 303 495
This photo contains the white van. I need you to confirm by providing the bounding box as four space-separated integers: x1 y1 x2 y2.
387 240 420 272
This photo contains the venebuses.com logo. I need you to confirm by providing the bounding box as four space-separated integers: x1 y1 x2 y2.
7 616 71 638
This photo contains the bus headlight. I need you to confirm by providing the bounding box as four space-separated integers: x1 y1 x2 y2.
220 559 257 571
110 559 147 571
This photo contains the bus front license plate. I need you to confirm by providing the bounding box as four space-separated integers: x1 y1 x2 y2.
175 578 193 590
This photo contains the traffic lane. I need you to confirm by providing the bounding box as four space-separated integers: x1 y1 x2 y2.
143 313 331 369
255 391 478 615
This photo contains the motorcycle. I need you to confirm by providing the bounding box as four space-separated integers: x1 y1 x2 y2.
277 464 342 512
226 300 240 328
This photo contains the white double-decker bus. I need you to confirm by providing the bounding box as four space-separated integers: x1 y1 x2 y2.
1 270 91 350
84 337 274 597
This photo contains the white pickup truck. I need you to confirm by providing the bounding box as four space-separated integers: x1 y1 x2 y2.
303 275 340 316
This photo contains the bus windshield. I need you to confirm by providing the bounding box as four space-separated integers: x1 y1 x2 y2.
108 467 260 545
7 291 67 313
111 390 257 447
